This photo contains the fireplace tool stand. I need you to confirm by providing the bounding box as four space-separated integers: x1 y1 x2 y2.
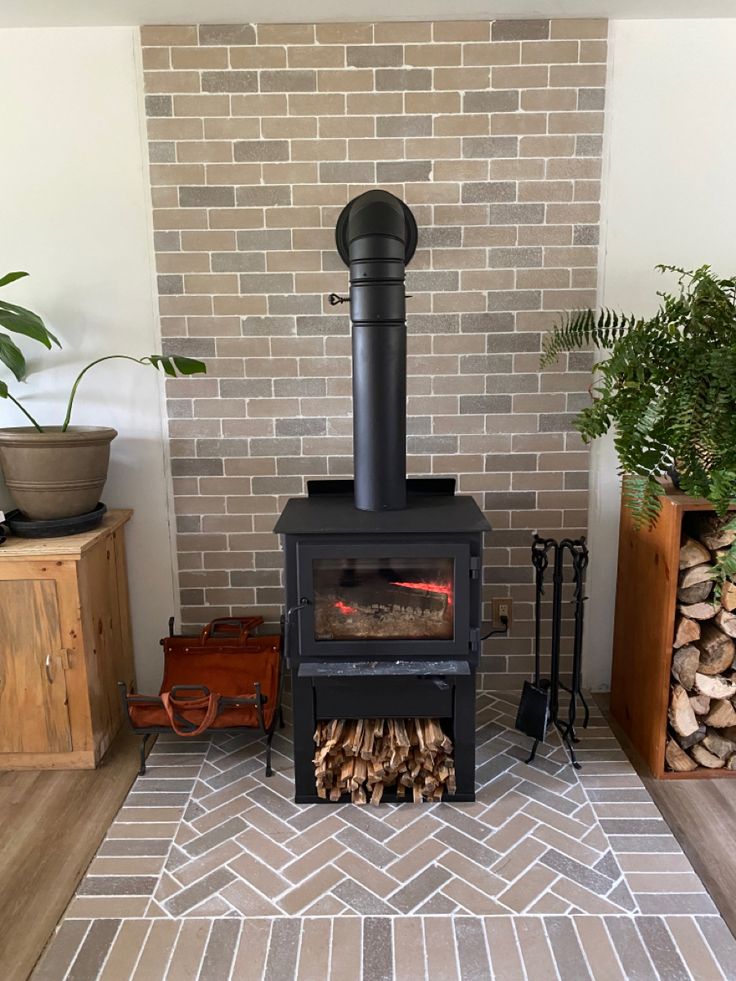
521 534 589 769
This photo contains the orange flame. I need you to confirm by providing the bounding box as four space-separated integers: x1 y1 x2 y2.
391 580 453 606
334 600 357 615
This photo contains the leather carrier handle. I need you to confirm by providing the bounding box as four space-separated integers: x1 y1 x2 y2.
161 685 220 737
200 616 264 644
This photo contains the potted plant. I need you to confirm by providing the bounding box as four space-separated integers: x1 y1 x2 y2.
0 271 205 521
541 263 736 587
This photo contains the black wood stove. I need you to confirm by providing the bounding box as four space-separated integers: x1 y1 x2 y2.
274 190 490 803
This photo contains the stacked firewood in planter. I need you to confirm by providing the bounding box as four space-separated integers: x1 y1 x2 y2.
667 516 736 772
313 718 455 804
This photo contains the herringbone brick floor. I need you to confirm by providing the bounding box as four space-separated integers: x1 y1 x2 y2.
34 693 736 979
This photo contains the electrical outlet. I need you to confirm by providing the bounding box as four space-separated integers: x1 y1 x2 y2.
492 597 513 630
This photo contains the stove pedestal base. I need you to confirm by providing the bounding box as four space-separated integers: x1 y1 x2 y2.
292 661 477 803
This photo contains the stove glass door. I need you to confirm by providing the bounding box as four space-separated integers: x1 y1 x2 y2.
296 540 471 658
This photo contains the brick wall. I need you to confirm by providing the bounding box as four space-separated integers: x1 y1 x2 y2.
141 18 606 690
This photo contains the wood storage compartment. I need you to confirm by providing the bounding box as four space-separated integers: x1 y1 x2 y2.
611 486 736 778
313 718 456 804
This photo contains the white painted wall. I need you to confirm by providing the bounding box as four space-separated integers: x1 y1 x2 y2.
0 27 177 691
585 18 736 688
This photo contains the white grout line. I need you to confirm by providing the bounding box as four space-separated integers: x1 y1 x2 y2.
126 919 155 980
161 918 183 980
55 920 93 981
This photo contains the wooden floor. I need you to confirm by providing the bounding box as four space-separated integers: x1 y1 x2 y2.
0 729 143 981
597 693 736 939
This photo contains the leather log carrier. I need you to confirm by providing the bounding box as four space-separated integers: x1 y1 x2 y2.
119 615 284 777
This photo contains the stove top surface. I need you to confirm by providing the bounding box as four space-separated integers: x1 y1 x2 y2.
274 480 490 535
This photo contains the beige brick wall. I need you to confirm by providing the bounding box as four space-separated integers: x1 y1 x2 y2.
141 18 606 691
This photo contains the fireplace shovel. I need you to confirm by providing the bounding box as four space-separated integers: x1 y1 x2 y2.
514 538 550 744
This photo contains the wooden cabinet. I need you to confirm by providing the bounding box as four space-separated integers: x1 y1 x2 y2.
610 488 736 779
0 510 135 769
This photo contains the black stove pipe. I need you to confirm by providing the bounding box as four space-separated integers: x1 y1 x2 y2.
335 190 418 512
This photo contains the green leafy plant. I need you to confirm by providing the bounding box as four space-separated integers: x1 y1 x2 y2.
542 264 736 594
0 271 205 432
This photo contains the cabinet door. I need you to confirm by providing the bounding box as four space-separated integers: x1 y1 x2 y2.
0 579 72 753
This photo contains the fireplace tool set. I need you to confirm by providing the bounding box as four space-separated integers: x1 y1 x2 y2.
515 534 590 769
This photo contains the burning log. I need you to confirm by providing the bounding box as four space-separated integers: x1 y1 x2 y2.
313 717 455 805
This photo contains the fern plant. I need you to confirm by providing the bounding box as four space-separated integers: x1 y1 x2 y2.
542 264 736 589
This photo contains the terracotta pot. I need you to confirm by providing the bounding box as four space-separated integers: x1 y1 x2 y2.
0 426 117 520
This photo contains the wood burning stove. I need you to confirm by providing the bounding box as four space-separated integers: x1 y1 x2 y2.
274 191 491 803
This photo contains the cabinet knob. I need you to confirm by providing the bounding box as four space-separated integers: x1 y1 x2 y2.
45 654 54 684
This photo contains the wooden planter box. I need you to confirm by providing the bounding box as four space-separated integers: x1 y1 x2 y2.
611 486 736 779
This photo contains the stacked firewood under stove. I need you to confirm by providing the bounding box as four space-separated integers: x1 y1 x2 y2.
667 515 736 772
313 718 455 804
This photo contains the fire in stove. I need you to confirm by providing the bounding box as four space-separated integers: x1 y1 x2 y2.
317 572 454 641
333 599 358 616
391 579 453 607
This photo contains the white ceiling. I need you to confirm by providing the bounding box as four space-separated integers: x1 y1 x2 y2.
3 0 736 27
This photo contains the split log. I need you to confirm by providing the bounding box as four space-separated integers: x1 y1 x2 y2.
671 645 699 690
714 609 736 638
692 514 736 551
679 601 719 621
677 580 714 605
665 738 698 772
673 615 701 649
694 673 736 700
702 728 736 759
721 581 736 612
668 685 699 738
678 725 706 749
704 698 736 728
679 563 715 588
680 536 712 570
689 693 711 716
690 743 726 768
313 717 455 805
727 754 736 770
695 623 736 675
